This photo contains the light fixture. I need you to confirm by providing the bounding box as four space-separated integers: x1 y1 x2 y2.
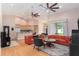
10 3 15 7
59 6 62 8
46 9 50 13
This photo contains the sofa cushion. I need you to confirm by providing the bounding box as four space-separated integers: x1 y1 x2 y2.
48 35 70 46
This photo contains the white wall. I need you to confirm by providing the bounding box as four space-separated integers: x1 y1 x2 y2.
38 20 44 34
2 15 15 33
0 4 2 32
48 21 56 35
0 4 2 50
38 19 48 34
49 7 79 36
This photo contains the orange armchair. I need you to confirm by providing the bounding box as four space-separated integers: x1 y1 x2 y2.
24 36 33 45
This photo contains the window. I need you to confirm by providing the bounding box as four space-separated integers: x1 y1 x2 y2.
56 22 64 35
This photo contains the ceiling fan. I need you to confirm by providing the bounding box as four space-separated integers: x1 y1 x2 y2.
40 3 59 12
31 12 40 18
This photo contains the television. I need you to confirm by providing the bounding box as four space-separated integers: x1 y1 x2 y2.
71 30 79 45
70 30 79 56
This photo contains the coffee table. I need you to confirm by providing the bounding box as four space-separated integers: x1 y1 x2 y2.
44 39 56 47
45 39 56 42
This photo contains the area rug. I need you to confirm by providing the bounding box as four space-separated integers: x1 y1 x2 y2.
40 43 69 56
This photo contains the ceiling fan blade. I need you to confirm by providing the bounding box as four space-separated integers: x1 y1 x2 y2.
47 3 49 8
50 9 56 12
40 4 47 9
50 3 58 8
31 12 40 17
52 7 59 9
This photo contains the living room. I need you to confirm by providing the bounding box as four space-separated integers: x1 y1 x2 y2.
0 3 79 56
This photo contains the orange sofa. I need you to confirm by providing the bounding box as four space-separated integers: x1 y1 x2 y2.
48 35 71 46
24 35 71 46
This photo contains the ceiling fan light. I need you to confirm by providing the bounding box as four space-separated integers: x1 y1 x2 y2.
59 6 62 8
10 3 15 7
46 9 50 13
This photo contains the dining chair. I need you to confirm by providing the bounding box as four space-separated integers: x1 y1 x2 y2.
33 36 45 51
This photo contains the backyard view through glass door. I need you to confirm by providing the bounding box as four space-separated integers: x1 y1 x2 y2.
56 22 64 35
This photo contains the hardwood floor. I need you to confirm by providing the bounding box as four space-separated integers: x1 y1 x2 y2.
1 40 48 56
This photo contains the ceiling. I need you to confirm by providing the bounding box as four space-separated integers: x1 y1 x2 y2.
2 3 79 17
